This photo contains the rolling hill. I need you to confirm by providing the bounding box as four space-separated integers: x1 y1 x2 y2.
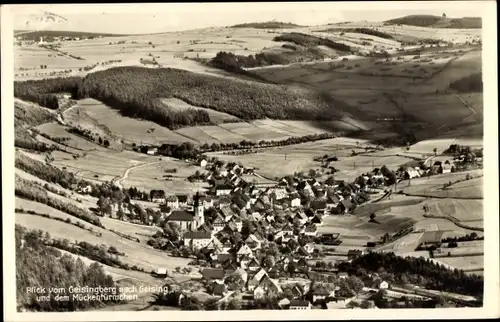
15 30 128 41
385 15 481 29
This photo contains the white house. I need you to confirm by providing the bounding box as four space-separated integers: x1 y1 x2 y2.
183 231 212 249
147 147 158 155
215 185 233 196
200 159 208 167
165 196 179 209
290 196 301 208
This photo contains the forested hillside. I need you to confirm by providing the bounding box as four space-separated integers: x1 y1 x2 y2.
14 67 353 129
16 225 121 311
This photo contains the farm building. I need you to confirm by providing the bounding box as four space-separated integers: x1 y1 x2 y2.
200 159 208 167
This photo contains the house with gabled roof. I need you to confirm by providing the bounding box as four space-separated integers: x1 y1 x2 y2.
291 284 306 298
150 190 166 203
247 257 261 272
232 216 243 232
175 194 189 207
297 181 314 196
310 200 327 214
201 268 225 284
183 231 212 249
304 224 318 237
247 268 268 291
236 244 253 260
165 195 179 209
217 196 231 209
245 234 262 250
206 236 223 251
258 275 283 295
283 224 294 236
336 198 354 214
212 215 226 233
311 214 324 226
326 194 341 209
311 286 334 303
215 184 233 196
290 194 301 208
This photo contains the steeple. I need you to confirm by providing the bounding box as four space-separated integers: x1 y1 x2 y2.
194 191 204 228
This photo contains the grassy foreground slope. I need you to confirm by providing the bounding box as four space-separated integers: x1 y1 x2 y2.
15 66 363 130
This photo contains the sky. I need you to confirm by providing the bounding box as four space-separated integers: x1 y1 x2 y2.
9 2 487 34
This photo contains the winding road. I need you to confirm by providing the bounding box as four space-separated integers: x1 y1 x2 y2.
113 160 165 189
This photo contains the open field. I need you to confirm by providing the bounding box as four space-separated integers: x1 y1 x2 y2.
67 99 350 145
163 98 240 123
434 255 484 272
401 169 483 198
207 137 414 181
426 199 483 222
121 157 209 193
66 99 197 145
16 211 191 272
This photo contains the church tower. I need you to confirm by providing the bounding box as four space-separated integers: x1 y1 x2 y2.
194 191 204 228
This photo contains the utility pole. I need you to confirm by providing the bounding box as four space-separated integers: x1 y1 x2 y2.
285 153 287 160
353 162 356 170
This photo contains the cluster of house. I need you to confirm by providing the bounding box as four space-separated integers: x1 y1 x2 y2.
400 160 453 180
144 160 406 308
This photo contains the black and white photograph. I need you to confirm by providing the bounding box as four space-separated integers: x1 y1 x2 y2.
2 1 498 320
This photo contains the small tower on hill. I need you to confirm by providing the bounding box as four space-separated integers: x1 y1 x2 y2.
194 191 204 228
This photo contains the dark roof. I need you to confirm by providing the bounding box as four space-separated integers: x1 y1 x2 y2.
183 231 211 239
313 287 330 295
168 210 194 221
310 200 327 210
289 299 310 307
340 199 353 209
216 184 233 190
305 225 317 232
150 190 165 198
176 194 189 203
201 268 225 280
327 194 341 204
212 283 226 295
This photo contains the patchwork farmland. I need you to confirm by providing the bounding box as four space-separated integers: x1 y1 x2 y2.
12 8 487 313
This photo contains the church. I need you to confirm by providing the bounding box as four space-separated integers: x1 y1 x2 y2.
166 192 205 231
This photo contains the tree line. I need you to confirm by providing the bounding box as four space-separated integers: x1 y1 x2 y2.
273 32 352 52
15 175 103 227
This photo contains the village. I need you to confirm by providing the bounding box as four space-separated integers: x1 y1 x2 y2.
84 142 483 310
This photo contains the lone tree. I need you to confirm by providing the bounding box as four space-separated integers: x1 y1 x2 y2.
370 213 376 221
442 13 447 18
